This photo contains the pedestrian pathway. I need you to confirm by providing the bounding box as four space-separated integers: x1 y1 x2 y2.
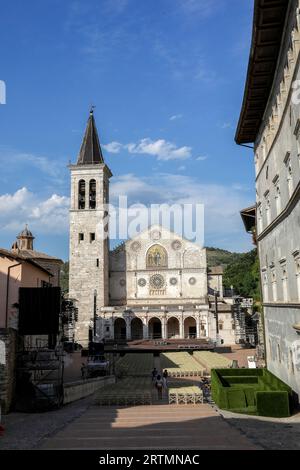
39 404 261 450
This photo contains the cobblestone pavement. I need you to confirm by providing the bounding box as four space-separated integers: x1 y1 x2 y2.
0 396 93 450
219 409 300 450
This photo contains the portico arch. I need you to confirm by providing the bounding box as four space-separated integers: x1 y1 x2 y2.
114 317 126 340
148 317 162 339
167 317 180 339
131 317 143 340
184 317 196 339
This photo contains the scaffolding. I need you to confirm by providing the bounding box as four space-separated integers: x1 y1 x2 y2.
16 345 64 412
232 299 247 344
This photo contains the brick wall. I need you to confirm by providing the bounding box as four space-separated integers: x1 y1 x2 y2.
0 328 17 413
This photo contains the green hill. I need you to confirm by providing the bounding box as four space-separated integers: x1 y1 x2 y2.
206 247 243 268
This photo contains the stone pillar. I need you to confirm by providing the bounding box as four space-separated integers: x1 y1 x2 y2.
143 320 149 340
126 317 131 341
196 316 201 339
180 317 184 339
110 317 115 340
205 314 209 338
161 317 167 340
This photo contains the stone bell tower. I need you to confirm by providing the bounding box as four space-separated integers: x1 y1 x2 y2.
68 109 112 346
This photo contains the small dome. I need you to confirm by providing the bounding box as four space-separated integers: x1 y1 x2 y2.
17 224 34 239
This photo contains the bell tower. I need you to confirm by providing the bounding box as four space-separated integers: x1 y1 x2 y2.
68 109 112 346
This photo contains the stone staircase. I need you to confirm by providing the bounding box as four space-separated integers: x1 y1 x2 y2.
39 404 259 449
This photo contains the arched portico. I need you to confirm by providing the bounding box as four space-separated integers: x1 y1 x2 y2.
148 317 162 339
167 317 180 339
131 317 143 340
184 316 197 339
114 317 126 340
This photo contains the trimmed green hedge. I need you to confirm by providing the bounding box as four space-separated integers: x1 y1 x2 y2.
225 376 259 385
211 368 292 417
256 391 290 418
212 368 263 377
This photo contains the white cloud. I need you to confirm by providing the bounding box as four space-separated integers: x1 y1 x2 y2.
126 138 191 161
0 188 70 235
0 150 63 179
196 156 208 161
220 122 232 129
103 138 192 161
103 141 123 154
170 114 183 121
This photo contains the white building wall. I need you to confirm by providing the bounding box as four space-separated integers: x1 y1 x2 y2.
255 3 300 398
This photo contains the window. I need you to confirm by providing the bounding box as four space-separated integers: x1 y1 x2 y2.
218 322 223 331
79 233 84 242
96 259 99 267
273 175 281 215
264 191 271 225
257 202 263 233
284 152 293 198
293 251 300 300
90 233 95 242
280 261 288 302
294 119 300 164
89 179 96 209
271 268 277 302
103 180 108 203
262 269 268 302
277 344 282 363
78 180 85 209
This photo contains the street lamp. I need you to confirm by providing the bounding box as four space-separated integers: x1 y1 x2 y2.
93 289 97 340
214 289 220 346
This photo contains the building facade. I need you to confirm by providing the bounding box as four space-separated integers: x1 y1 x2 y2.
69 110 239 346
236 0 300 398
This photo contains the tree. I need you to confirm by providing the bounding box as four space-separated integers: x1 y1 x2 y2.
223 249 261 302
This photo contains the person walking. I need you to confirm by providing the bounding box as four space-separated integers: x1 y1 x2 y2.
155 374 164 400
151 367 158 382
163 369 168 388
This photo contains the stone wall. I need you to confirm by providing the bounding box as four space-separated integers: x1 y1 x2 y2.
0 328 17 414
63 375 115 404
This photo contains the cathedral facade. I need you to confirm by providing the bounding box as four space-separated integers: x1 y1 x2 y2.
69 111 230 346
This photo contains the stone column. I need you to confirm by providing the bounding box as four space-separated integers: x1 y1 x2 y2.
143 319 149 340
126 317 131 341
180 316 184 339
196 315 201 339
110 316 115 340
205 314 209 338
161 317 167 340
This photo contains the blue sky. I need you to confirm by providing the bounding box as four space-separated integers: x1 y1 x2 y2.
0 0 255 261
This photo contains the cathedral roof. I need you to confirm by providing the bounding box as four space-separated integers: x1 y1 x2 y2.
77 108 105 165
